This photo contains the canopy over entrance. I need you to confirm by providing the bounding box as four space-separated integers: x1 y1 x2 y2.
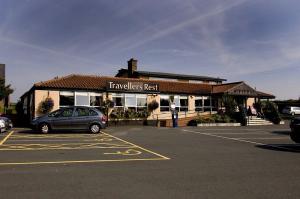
212 82 275 99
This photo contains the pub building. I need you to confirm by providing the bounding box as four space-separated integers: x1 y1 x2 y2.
20 58 275 126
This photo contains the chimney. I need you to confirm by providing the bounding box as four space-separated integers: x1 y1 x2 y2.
127 58 137 78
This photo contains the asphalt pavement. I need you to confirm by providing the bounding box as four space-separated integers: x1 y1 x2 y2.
0 124 300 199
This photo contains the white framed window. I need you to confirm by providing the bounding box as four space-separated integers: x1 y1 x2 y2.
112 93 125 107
59 91 103 107
90 92 103 107
75 92 89 106
125 94 137 107
195 96 212 112
179 96 188 112
203 96 211 111
195 96 203 112
111 93 147 112
160 95 189 112
160 95 170 112
60 91 75 107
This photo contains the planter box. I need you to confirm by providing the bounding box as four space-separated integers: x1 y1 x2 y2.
197 123 241 127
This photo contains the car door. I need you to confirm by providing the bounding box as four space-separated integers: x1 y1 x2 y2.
71 107 91 130
50 107 74 130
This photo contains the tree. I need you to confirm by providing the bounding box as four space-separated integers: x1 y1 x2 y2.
221 94 237 117
0 78 13 102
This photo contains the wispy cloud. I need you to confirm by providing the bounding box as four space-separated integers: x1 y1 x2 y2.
122 0 248 50
0 36 103 66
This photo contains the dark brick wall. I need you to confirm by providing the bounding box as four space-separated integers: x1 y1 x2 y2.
0 64 5 80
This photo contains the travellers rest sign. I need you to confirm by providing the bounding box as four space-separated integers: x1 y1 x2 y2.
106 81 159 93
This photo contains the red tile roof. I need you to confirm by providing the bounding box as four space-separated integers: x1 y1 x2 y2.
34 74 212 95
256 91 275 99
32 74 275 98
212 82 243 94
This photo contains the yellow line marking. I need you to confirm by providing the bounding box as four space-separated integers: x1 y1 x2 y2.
11 134 110 139
0 142 134 151
0 131 170 166
104 149 142 156
102 132 170 160
0 131 14 145
0 158 168 166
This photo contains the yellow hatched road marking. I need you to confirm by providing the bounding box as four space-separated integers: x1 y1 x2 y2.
0 131 14 145
11 134 110 139
0 142 134 151
0 131 170 166
102 132 170 160
0 158 168 166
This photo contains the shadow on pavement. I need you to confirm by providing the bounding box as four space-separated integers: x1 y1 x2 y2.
271 130 290 135
256 144 300 153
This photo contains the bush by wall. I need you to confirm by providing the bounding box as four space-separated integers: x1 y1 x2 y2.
196 114 236 124
38 97 54 114
262 101 281 124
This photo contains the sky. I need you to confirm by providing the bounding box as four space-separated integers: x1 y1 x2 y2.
0 0 300 102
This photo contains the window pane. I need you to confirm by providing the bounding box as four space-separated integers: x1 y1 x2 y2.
76 94 89 106
180 107 188 112
160 107 169 112
160 98 169 107
174 96 180 107
195 99 202 107
180 99 188 107
204 107 211 112
204 97 211 106
60 92 74 106
137 98 147 107
113 97 124 107
90 96 102 106
195 107 203 112
125 94 136 107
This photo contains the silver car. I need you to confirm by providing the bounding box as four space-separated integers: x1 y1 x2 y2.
0 117 13 133
31 106 107 134
282 106 300 116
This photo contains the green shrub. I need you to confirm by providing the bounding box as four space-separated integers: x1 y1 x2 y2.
197 114 236 124
262 101 281 124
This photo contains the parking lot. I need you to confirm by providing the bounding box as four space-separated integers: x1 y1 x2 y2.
0 129 169 166
1 124 300 199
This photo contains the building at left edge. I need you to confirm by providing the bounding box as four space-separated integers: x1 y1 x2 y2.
20 58 275 126
0 63 9 109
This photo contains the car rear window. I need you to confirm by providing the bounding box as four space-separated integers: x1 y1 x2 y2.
74 108 90 117
60 108 74 117
89 109 99 116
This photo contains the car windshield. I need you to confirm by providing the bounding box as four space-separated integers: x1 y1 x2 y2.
48 110 61 117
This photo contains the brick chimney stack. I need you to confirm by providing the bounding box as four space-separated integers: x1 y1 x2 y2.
127 58 137 78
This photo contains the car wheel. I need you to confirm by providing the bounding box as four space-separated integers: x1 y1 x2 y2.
39 123 50 134
90 124 101 134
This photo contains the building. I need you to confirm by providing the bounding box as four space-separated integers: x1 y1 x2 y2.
20 59 275 125
0 64 5 79
0 63 9 108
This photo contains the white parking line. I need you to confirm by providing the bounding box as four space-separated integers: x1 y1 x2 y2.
206 132 269 135
234 137 289 140
182 129 295 151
